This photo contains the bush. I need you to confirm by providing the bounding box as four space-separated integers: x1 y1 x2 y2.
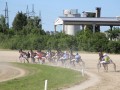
107 41 120 53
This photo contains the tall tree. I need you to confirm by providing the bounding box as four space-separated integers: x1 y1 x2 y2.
12 12 27 32
0 15 7 33
22 16 45 35
106 27 120 40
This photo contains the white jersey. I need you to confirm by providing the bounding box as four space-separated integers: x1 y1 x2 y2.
75 54 81 60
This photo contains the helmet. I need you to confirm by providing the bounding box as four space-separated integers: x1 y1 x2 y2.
103 53 107 56
64 51 66 53
76 53 78 55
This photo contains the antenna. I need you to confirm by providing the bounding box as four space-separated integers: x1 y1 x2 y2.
4 2 9 28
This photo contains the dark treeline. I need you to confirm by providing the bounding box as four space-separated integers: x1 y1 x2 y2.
0 12 120 53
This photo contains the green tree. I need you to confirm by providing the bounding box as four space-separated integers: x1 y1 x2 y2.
107 41 120 53
22 16 45 35
0 15 7 33
106 27 120 40
34 16 42 28
90 33 108 52
12 12 27 33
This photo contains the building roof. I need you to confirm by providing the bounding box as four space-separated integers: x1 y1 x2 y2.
54 17 120 26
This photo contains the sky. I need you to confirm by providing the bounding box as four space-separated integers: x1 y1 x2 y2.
1 0 120 32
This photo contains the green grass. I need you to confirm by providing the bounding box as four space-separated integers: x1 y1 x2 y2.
0 63 87 90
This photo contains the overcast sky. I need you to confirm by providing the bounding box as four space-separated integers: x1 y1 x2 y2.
1 0 120 32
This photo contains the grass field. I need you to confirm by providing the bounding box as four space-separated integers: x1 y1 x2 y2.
0 63 86 90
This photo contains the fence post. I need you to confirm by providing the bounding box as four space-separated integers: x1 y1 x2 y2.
81 68 84 76
44 80 48 90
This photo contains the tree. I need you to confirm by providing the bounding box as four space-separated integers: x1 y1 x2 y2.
34 16 42 28
12 12 27 33
90 33 108 52
0 15 7 33
22 16 45 35
106 27 120 41
107 41 120 53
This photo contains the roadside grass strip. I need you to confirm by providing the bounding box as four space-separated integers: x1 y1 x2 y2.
0 63 87 90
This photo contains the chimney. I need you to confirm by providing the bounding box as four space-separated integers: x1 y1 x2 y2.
96 7 101 17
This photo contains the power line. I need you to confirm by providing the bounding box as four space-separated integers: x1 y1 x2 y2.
29 4 35 19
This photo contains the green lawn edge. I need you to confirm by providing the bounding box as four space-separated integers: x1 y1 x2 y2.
0 62 87 90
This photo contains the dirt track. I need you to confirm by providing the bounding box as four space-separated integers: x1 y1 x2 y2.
0 50 26 82
0 50 120 90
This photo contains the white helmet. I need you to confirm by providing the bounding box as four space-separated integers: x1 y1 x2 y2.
103 53 107 56
64 51 66 53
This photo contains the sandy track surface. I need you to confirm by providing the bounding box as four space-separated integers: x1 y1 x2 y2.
63 53 120 90
0 50 26 82
0 50 120 90
0 63 26 82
